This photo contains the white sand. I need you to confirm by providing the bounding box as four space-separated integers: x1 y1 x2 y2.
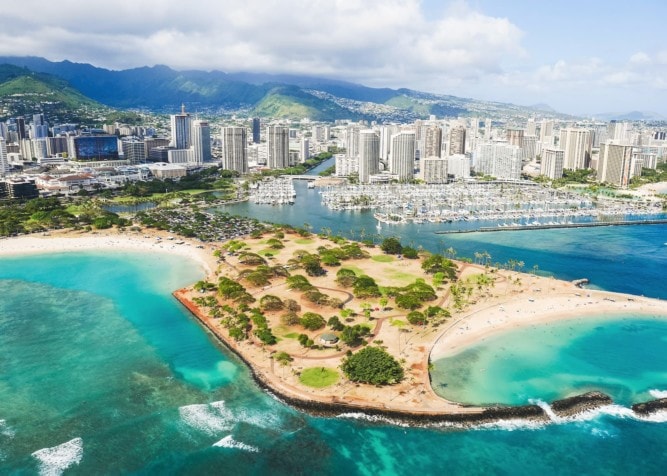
0 229 218 276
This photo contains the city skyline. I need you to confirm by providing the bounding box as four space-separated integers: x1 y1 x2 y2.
0 1 666 117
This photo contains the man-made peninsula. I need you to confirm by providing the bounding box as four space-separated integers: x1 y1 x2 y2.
3 226 667 426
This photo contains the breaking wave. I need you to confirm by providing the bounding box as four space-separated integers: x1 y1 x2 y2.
31 437 83 476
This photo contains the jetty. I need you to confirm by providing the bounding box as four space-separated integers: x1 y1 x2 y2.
435 218 667 234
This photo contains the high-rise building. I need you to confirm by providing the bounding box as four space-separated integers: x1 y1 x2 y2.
252 118 261 144
540 120 553 145
358 130 379 183
267 125 290 169
144 137 170 158
346 125 360 158
420 157 447 183
46 137 68 157
390 131 416 181
598 142 633 187
526 118 536 137
608 121 630 143
68 136 119 162
446 154 471 179
559 128 592 170
541 148 564 179
522 135 538 160
423 125 442 158
121 138 146 165
191 120 211 164
448 125 466 156
506 128 524 148
170 104 191 149
474 141 522 180
380 124 400 162
31 113 48 139
220 126 248 173
15 117 26 141
300 138 310 163
0 138 8 176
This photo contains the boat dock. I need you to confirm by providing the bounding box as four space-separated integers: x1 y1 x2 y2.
435 219 667 234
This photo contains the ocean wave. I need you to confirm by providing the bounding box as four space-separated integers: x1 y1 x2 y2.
475 418 547 432
179 401 235 436
0 419 15 438
179 400 284 437
649 389 667 399
212 435 260 453
31 437 83 476
335 412 410 428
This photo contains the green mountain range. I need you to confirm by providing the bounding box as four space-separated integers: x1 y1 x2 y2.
0 57 569 122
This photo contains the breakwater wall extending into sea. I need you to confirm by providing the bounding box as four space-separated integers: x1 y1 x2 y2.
435 219 667 234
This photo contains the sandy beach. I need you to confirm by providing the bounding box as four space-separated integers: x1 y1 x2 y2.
0 229 218 276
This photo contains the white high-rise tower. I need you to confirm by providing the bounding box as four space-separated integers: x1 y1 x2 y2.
220 126 248 173
358 130 380 183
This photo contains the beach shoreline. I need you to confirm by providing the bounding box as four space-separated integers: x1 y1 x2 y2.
3 228 667 422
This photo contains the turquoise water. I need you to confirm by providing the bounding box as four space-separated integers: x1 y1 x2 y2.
2 252 667 474
3 177 667 473
431 316 667 406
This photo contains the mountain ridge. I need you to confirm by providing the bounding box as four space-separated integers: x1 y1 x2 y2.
0 56 571 121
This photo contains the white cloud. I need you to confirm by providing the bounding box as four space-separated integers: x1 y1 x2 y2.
0 0 523 89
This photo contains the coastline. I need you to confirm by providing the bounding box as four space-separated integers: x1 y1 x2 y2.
0 229 218 276
4 229 667 424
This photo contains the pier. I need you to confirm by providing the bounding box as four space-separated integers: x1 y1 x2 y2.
435 219 667 234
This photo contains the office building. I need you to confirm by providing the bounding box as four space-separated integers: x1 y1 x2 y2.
121 138 146 165
68 136 119 162
191 120 211 164
220 126 248 173
170 104 191 149
300 138 310 163
252 118 261 144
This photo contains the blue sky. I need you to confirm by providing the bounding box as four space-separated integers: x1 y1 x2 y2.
0 0 665 116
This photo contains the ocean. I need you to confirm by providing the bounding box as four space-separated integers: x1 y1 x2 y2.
3 165 667 473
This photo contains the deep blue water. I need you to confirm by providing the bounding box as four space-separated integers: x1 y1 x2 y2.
3 165 667 473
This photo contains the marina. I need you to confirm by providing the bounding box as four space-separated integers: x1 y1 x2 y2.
319 181 665 225
249 177 296 205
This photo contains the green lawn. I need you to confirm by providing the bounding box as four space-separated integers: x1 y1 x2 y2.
294 238 315 245
371 255 394 263
258 248 280 256
299 367 340 388
283 332 300 339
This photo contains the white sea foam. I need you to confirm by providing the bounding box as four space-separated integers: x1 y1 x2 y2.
0 419 15 438
649 389 667 399
335 412 410 428
31 437 83 476
179 399 286 437
475 418 547 432
179 401 235 435
212 435 260 453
